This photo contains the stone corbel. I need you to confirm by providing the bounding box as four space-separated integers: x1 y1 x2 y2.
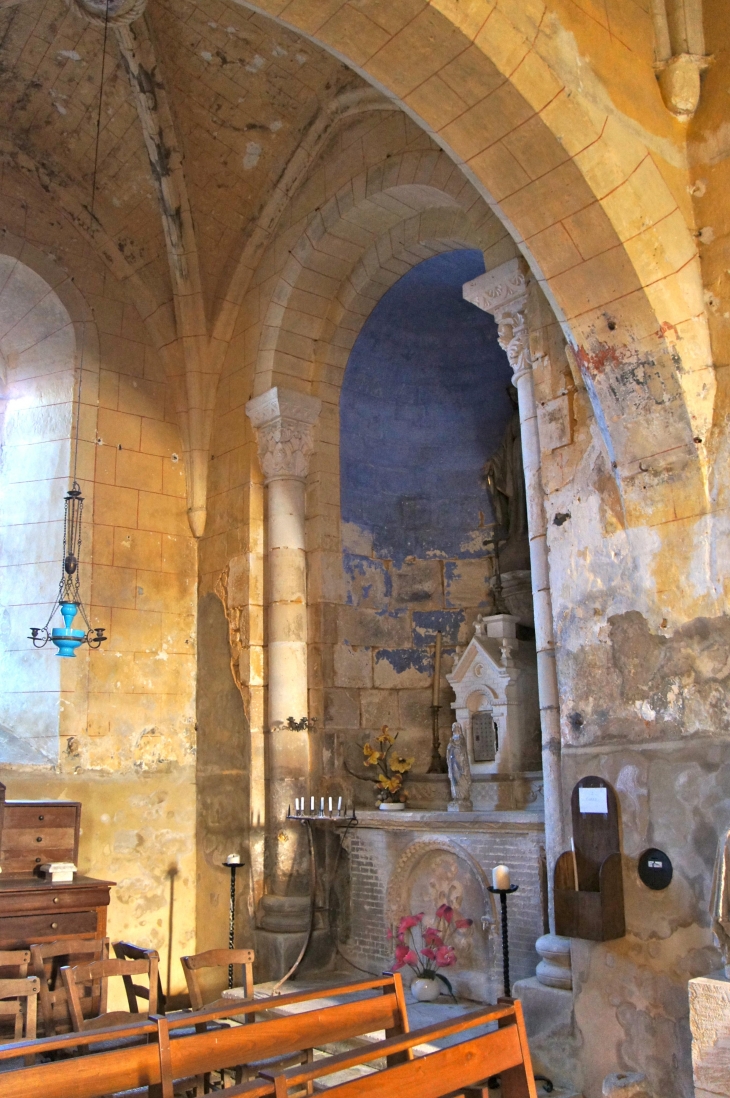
650 0 711 118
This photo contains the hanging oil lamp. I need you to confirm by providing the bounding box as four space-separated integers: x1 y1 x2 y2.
28 2 110 658
29 482 106 657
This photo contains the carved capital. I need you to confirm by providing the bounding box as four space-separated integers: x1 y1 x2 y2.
462 258 532 383
246 387 322 483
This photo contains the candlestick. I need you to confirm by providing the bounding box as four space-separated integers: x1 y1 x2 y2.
432 630 442 706
492 864 510 890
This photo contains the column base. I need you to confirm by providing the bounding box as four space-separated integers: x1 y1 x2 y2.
513 976 581 1092
254 927 335 982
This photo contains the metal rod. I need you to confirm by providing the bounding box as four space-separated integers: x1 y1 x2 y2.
228 865 236 988
500 891 510 997
427 704 447 774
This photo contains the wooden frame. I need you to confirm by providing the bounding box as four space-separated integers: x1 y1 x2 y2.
181 948 254 1011
30 937 109 1036
0 976 39 1059
60 955 159 1033
113 942 166 1015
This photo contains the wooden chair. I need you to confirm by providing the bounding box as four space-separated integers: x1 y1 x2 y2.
0 976 40 1064
180 948 255 1092
0 949 30 978
60 955 158 1034
181 948 254 1011
29 937 109 1037
112 941 166 1015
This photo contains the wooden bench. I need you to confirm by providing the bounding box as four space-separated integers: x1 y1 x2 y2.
0 973 410 1098
226 1000 536 1098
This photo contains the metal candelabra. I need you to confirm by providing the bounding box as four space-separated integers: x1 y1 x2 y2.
488 883 518 998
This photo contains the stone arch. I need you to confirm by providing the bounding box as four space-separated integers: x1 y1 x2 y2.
0 236 100 767
239 0 710 508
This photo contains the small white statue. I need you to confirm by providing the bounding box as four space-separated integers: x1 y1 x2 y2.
710 827 730 976
447 722 473 813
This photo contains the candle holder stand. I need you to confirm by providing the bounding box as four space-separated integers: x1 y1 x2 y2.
222 860 245 988
268 808 359 995
427 704 448 774
488 883 518 998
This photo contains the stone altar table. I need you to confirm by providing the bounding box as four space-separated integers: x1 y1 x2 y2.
339 809 545 1003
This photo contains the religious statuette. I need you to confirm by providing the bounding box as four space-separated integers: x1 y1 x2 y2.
710 827 730 976
447 722 473 812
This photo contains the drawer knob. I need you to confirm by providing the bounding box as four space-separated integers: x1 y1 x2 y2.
50 922 58 930
38 815 44 821
53 897 59 904
36 837 42 843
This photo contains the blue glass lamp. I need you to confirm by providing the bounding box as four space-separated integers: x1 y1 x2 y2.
29 483 107 658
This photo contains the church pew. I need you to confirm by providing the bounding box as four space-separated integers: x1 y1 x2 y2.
0 973 410 1098
225 1000 536 1098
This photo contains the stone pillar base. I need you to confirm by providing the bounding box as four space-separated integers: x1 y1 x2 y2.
513 976 581 1092
254 927 335 982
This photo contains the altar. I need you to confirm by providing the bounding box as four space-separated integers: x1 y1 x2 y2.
339 808 546 1003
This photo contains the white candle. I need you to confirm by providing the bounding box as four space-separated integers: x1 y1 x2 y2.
492 864 510 890
310 796 315 814
432 631 442 706
226 854 241 865
337 796 342 813
328 796 333 814
320 796 324 813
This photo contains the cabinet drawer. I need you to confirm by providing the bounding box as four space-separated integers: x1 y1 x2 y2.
0 910 97 946
0 887 111 916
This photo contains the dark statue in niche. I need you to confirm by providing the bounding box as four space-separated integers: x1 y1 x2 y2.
482 385 531 573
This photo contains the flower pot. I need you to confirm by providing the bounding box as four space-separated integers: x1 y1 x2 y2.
411 977 440 1002
378 802 405 811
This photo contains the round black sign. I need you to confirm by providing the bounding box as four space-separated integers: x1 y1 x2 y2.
638 848 673 890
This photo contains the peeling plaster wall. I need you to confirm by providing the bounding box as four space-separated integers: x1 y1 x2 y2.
336 249 523 797
528 276 729 1097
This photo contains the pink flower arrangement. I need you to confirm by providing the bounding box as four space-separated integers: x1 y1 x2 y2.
389 904 473 995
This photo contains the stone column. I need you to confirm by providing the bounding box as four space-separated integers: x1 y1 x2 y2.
246 387 321 904
463 259 566 942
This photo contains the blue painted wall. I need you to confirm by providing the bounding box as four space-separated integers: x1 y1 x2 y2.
340 249 513 567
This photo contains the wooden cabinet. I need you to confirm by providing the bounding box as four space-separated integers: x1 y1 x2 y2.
0 783 114 950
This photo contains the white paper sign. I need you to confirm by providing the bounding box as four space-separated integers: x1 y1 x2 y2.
578 786 608 814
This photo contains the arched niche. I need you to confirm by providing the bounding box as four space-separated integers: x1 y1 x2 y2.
0 241 98 766
385 838 498 1003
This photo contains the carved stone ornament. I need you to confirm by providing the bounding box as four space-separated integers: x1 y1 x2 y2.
246 387 322 483
66 0 148 25
462 258 532 384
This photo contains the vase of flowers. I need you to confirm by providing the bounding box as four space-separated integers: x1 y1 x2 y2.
360 726 414 808
389 904 472 1002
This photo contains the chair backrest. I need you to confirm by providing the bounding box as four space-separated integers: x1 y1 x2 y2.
0 973 409 1098
60 956 158 1033
29 938 109 1037
0 950 30 979
0 977 40 1044
180 948 254 1010
112 941 166 1014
